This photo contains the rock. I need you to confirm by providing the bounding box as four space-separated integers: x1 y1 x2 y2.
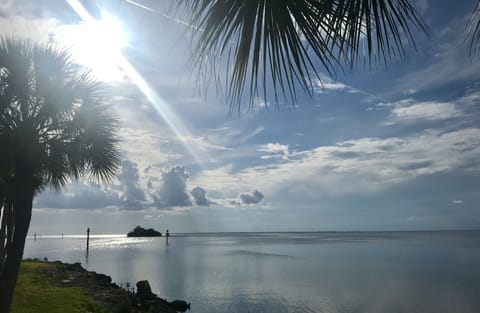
127 226 162 237
66 262 83 271
136 280 156 301
169 300 190 312
94 273 112 285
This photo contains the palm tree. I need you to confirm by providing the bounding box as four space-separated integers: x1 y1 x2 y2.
177 0 428 111
0 37 120 313
177 0 480 111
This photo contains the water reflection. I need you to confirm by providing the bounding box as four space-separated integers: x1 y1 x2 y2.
23 231 480 313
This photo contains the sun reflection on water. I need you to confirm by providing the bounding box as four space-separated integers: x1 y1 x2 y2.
88 236 154 249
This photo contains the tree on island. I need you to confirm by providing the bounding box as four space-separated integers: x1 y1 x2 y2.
0 37 120 313
127 226 162 237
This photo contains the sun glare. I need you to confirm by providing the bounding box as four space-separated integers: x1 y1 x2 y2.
55 14 126 81
62 0 211 168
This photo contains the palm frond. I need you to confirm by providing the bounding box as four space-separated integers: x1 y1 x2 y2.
468 0 480 58
43 141 70 191
177 0 427 109
87 137 120 184
0 36 120 194
71 97 120 184
0 37 34 117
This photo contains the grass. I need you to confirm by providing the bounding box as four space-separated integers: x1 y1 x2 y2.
11 261 106 313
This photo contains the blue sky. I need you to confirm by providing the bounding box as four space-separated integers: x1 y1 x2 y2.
2 0 480 234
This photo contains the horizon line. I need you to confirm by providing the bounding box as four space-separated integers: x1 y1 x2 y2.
27 229 480 237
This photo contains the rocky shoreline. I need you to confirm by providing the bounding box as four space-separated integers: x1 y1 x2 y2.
26 259 189 313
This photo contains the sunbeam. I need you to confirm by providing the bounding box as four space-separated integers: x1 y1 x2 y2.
64 0 211 167
124 0 156 12
122 0 205 32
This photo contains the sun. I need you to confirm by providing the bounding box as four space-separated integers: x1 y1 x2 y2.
55 13 127 81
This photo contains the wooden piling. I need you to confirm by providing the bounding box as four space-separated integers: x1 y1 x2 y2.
86 227 90 254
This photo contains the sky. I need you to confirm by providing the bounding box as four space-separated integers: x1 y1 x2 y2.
1 0 480 234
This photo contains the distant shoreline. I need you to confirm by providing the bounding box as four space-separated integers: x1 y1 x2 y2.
26 229 480 238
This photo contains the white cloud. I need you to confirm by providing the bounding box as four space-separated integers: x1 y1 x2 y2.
457 90 480 107
0 11 59 43
116 160 146 209
34 182 121 210
258 143 289 159
251 96 269 110
452 200 464 204
154 166 192 207
239 190 264 204
193 128 480 198
189 165 252 198
312 77 350 93
118 127 174 169
311 77 383 103
386 100 463 124
190 186 213 206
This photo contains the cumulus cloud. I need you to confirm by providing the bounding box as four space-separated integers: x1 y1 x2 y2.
117 160 146 210
239 190 265 204
452 200 464 204
34 182 120 210
35 160 246 211
190 186 213 206
34 160 146 211
155 166 192 207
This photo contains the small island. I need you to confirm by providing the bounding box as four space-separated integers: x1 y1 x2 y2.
127 226 162 237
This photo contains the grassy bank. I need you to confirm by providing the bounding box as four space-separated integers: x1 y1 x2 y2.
11 261 106 313
11 260 180 313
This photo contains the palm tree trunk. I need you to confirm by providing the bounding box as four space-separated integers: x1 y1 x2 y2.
0 196 6 260
0 177 34 313
0 198 14 273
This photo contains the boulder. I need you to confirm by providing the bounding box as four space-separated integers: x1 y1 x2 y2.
136 280 155 301
135 280 189 313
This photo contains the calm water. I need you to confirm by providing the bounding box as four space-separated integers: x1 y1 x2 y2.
23 231 480 313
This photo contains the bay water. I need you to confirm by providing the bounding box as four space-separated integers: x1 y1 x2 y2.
23 231 480 313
